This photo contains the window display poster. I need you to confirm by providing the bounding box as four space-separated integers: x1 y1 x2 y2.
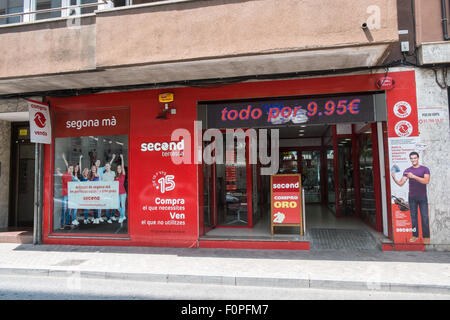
68 181 119 209
270 174 303 230
388 137 430 245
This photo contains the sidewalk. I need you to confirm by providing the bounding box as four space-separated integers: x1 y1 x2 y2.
0 243 449 295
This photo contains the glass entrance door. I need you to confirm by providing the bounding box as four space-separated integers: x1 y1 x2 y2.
10 123 35 228
301 150 321 203
215 136 252 227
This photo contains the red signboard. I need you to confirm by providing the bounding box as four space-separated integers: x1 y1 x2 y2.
54 108 129 138
270 174 303 235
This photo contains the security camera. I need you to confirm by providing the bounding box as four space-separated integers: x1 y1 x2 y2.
361 23 368 30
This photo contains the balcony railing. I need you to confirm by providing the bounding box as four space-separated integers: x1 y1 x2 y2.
0 1 108 24
0 0 193 25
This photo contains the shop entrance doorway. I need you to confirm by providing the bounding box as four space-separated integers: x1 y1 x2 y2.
200 122 388 249
9 122 35 228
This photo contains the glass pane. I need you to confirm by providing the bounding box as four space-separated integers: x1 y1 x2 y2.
327 149 335 213
358 129 376 226
0 0 23 24
53 134 129 234
279 151 298 174
35 0 62 20
202 141 213 230
337 138 354 216
301 151 321 202
80 0 97 15
216 138 248 226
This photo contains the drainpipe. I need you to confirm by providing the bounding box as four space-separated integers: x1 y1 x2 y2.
442 0 450 40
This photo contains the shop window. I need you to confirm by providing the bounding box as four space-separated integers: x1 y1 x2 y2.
52 108 130 236
358 129 376 226
53 134 129 234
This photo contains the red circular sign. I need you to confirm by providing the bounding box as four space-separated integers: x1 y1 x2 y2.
34 112 47 128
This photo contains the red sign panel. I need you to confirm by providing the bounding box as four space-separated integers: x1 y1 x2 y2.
271 174 302 225
54 108 129 137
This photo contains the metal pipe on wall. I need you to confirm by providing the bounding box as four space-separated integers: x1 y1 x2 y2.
33 143 43 245
442 0 450 40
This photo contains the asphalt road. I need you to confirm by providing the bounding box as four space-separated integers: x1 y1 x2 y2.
0 274 449 300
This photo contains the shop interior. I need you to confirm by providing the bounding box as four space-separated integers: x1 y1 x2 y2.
200 122 387 249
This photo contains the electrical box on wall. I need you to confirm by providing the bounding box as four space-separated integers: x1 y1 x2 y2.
401 41 410 52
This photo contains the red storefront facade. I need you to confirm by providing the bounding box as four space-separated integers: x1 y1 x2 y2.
42 70 423 250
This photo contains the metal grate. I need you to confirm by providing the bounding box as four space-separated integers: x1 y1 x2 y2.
308 228 378 251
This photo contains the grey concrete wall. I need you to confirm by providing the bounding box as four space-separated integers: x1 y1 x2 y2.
415 68 450 250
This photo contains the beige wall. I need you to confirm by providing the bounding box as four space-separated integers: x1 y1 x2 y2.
415 0 449 44
0 0 398 79
0 16 96 79
96 0 398 68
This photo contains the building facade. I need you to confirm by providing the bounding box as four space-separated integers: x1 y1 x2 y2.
0 0 449 250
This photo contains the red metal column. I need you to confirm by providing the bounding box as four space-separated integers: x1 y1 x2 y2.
371 123 383 232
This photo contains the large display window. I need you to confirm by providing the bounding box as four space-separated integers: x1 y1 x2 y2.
52 108 129 235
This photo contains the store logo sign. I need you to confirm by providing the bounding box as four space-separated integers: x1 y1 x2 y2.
28 100 52 144
394 120 413 137
393 101 411 118
34 112 47 128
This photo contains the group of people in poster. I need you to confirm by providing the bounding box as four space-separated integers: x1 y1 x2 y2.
56 153 127 228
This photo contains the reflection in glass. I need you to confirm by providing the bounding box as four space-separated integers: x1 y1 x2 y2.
327 149 335 213
301 151 321 203
216 139 248 226
359 129 376 226
279 151 298 174
35 0 62 20
337 138 354 216
0 0 23 24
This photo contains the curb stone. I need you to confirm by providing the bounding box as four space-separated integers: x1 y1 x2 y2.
0 267 449 294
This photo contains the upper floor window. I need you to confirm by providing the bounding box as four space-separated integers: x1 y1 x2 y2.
0 0 23 24
0 0 118 25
